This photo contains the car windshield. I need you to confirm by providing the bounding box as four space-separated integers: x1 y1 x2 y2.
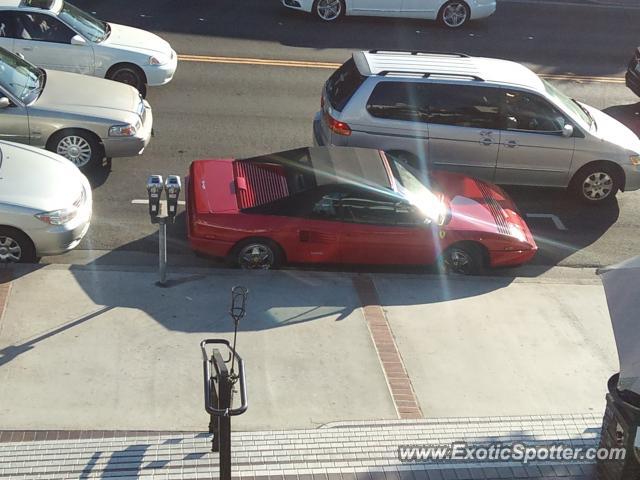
543 78 593 128
58 1 109 43
0 48 43 104
386 153 442 221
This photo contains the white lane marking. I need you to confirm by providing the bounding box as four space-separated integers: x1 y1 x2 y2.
526 213 568 231
132 199 186 206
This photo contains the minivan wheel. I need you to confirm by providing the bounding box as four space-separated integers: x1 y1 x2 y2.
570 164 620 204
48 130 102 170
313 0 344 21
234 239 283 270
439 243 485 275
438 0 470 28
0 227 36 263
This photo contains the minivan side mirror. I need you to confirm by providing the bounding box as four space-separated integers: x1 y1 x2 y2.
70 34 87 46
0 97 11 109
561 124 574 138
506 116 518 129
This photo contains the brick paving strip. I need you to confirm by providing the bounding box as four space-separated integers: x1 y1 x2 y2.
0 414 601 479
353 275 423 420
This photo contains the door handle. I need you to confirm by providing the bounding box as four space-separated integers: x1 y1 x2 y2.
504 140 518 148
480 138 493 146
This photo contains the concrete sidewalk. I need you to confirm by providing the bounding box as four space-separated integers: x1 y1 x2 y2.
0 262 617 433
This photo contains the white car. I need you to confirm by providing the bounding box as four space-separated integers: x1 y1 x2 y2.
0 0 177 96
0 140 92 262
281 0 496 27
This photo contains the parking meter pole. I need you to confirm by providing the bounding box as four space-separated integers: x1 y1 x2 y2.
158 218 167 286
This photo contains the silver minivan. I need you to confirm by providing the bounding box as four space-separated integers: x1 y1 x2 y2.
314 50 640 203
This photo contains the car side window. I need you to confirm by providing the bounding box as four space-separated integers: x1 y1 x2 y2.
0 12 17 38
15 12 74 43
366 81 430 122
503 90 568 132
425 84 501 129
341 192 399 226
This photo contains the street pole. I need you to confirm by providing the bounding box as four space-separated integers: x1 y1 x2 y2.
158 218 167 286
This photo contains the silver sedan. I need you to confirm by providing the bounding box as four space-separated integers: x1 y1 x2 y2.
0 47 152 170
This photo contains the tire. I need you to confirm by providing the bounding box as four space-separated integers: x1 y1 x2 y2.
107 64 147 98
438 0 470 28
313 0 344 21
0 227 37 263
47 129 102 171
570 163 621 204
438 242 485 275
233 239 283 270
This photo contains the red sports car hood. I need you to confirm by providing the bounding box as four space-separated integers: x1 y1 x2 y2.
431 171 531 241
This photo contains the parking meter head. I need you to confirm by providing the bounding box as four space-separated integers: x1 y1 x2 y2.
165 175 182 220
230 286 248 323
146 175 164 218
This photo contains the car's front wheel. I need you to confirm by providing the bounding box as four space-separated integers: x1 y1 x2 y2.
233 239 283 270
107 64 147 98
0 227 37 263
313 0 344 21
570 163 621 204
439 242 486 275
438 0 470 28
48 129 102 171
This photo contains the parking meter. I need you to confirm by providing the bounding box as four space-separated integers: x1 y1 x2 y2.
146 175 163 219
165 175 181 222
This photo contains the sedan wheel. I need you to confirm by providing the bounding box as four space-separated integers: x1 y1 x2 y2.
56 135 93 168
237 242 277 270
439 1 470 28
109 66 147 97
0 228 36 263
314 0 343 21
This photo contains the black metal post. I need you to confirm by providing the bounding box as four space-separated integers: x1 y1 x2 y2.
219 368 232 480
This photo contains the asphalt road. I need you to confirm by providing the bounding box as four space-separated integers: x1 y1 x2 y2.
65 0 640 270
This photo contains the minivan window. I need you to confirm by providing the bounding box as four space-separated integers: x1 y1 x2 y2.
503 90 569 132
367 81 429 122
542 78 592 128
326 58 365 112
425 84 501 129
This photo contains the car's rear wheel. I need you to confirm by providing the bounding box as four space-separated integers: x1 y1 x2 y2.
0 227 37 263
439 242 486 275
233 239 283 270
313 0 344 21
438 0 470 28
107 64 147 98
48 129 102 171
570 163 621 204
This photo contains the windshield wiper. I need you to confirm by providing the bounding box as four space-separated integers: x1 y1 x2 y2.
572 98 597 130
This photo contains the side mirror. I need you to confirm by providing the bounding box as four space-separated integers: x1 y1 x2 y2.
561 124 574 138
70 34 87 46
15 52 25 60
0 97 11 109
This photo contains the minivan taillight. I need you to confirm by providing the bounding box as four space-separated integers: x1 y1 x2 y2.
324 111 351 136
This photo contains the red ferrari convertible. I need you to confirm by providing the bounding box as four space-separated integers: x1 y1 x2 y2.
186 147 537 274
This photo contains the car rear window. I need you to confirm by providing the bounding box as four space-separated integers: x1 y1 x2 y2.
326 58 366 112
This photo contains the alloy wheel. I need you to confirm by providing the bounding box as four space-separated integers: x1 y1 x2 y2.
316 0 342 20
445 248 473 274
56 136 93 168
238 244 275 270
0 235 21 263
442 2 468 27
582 172 614 201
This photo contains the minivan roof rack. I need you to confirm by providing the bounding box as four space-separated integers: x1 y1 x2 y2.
368 50 470 58
377 70 484 81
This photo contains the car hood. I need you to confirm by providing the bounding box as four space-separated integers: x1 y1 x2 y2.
33 70 140 118
0 141 87 212
431 171 530 240
102 23 173 58
584 103 640 154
